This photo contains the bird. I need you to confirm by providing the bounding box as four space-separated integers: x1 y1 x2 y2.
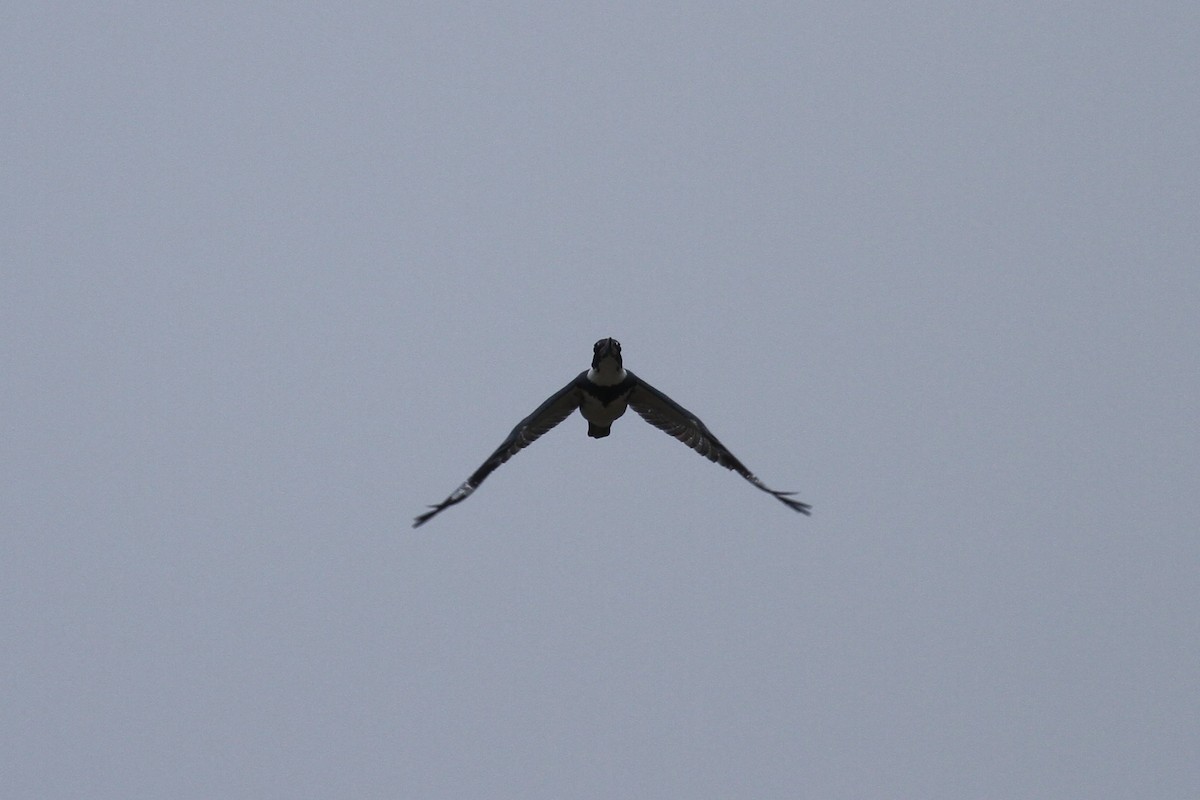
413 337 811 527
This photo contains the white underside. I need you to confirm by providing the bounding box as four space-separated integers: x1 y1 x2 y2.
582 356 630 426
587 361 627 386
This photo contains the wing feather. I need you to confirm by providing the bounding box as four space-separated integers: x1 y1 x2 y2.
413 379 581 527
626 375 811 515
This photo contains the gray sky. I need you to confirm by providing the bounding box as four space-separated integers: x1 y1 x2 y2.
4 2 1198 798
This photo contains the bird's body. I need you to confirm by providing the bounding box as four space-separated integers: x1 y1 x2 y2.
413 338 810 527
580 342 634 437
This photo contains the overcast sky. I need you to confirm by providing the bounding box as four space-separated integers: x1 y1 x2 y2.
4 3 1198 798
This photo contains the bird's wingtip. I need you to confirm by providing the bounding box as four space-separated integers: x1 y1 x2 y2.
775 492 812 516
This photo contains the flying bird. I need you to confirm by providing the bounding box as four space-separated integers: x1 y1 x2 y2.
413 338 811 527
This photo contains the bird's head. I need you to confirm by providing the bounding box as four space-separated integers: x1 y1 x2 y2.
592 337 622 369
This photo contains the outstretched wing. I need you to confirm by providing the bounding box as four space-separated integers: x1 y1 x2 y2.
626 373 811 515
413 378 582 528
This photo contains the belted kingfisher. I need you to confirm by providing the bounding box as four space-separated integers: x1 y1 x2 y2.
413 337 811 527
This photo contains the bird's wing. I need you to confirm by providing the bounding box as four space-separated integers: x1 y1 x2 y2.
413 378 583 528
626 373 811 515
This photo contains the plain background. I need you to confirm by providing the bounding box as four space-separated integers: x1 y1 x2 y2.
4 3 1198 798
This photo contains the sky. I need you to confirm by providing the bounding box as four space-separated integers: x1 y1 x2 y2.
4 2 1198 798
